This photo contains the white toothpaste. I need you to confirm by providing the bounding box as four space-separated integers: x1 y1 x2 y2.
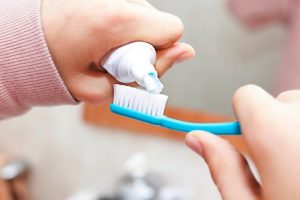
101 42 163 94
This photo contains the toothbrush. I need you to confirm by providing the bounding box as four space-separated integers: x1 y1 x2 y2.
111 84 241 135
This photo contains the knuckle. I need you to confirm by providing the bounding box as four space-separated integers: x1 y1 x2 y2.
157 13 184 46
84 1 132 33
172 16 184 38
104 6 133 25
167 15 184 43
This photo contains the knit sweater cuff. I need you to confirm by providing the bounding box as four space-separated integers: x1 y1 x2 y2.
0 0 76 119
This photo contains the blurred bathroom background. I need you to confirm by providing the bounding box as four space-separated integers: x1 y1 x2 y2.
0 0 285 199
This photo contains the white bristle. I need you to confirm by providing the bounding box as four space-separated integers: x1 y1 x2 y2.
113 84 168 117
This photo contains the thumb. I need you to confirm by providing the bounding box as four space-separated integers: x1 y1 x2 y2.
185 131 260 200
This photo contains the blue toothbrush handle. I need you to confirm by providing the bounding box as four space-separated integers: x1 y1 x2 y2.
110 104 241 135
161 117 241 135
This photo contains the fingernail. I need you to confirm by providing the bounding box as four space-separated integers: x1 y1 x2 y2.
175 52 193 64
185 132 203 156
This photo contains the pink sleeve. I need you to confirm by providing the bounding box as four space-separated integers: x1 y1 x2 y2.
0 0 76 120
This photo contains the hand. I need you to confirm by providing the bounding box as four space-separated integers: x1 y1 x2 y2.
185 85 300 200
228 0 297 29
41 0 195 103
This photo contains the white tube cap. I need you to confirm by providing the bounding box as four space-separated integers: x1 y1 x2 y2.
101 42 163 93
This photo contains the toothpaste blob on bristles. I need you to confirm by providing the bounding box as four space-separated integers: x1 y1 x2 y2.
113 84 168 117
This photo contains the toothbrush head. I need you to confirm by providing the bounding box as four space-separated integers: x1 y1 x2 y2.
112 84 168 117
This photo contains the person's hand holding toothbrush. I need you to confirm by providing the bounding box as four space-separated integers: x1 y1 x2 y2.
186 85 300 199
